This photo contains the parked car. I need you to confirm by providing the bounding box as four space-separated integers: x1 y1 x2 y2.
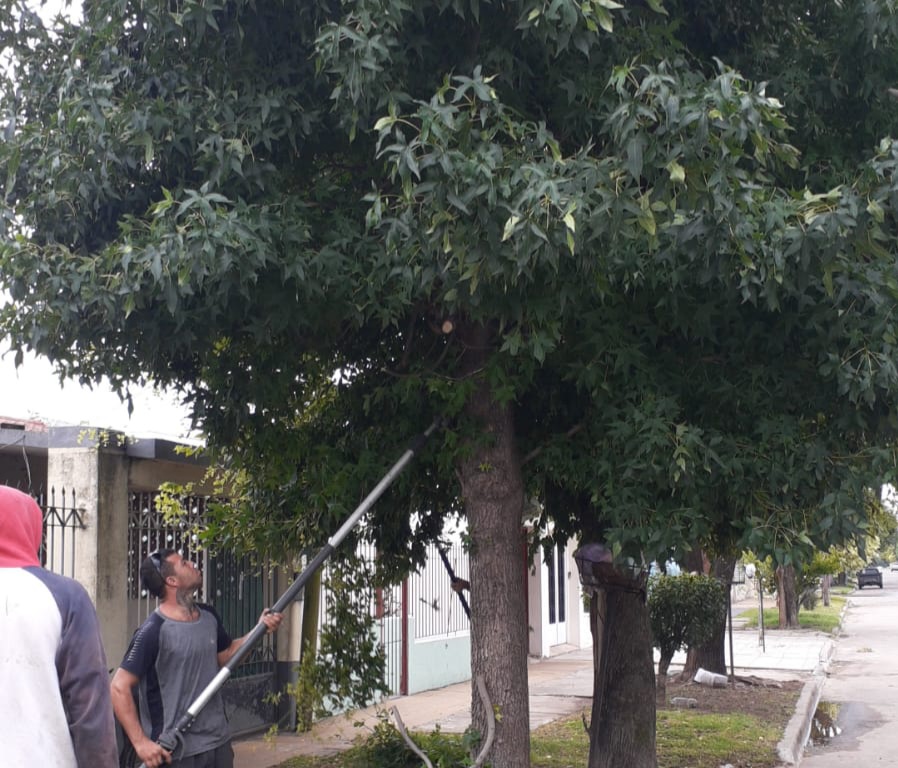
891 562 898 572
857 565 883 589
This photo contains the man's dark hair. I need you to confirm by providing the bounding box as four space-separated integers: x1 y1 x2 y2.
139 548 178 598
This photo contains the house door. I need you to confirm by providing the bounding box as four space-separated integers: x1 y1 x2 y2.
545 541 567 646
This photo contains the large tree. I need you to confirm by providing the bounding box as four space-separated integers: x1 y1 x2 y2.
4 2 898 766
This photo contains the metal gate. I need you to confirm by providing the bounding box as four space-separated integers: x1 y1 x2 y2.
39 486 85 579
0 484 84 579
376 579 407 696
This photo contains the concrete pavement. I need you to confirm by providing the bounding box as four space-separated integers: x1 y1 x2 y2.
233 595 836 768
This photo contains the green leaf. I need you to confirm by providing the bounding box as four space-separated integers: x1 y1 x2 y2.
666 160 686 184
142 133 155 166
867 199 884 224
595 7 614 33
502 215 521 242
637 209 656 236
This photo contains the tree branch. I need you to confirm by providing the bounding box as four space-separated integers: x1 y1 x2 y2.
389 675 495 768
521 423 584 466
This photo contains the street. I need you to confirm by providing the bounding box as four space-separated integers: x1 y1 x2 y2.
800 567 898 765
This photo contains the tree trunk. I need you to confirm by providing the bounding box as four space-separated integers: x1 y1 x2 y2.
457 323 530 768
656 654 672 707
295 568 322 732
679 553 735 680
586 579 657 768
682 545 710 575
300 568 322 658
821 573 831 607
776 565 800 628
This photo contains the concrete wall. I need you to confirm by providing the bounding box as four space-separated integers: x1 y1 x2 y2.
47 431 133 665
527 559 543 656
407 627 472 695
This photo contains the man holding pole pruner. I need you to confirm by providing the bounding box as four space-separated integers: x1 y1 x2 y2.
111 549 282 768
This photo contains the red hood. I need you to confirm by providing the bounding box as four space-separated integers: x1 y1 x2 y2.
0 485 42 567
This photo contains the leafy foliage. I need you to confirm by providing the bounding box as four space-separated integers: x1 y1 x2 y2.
5 1 898 763
2 0 898 567
307 555 389 715
649 574 727 673
351 713 476 768
266 551 391 720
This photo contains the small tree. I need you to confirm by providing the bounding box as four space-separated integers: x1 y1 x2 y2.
799 551 841 610
649 574 727 703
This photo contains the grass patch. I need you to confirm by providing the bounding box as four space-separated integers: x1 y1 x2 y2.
273 705 787 768
738 595 845 633
656 709 782 768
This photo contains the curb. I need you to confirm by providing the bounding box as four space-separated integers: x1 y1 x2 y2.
775 599 845 766
776 676 823 765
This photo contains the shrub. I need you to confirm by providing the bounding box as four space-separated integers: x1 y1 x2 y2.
649 574 727 700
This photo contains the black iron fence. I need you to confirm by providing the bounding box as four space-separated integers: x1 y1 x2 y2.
39 486 85 580
1 483 85 578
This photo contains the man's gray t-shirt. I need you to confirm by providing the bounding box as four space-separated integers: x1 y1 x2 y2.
121 606 231 758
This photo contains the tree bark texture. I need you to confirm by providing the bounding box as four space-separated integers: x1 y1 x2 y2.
821 573 832 607
656 653 672 706
587 583 657 768
776 565 800 628
679 552 736 679
300 568 322 659
457 324 530 768
682 545 710 575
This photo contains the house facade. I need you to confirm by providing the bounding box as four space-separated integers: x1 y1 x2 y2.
527 538 593 657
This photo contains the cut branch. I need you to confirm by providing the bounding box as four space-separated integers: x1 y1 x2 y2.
521 423 584 466
389 675 495 768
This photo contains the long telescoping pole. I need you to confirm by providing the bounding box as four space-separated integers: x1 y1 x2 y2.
144 419 442 764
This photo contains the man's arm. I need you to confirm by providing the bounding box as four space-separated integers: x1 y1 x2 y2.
110 668 172 768
217 610 283 667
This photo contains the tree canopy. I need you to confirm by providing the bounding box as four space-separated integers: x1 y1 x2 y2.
4 1 898 765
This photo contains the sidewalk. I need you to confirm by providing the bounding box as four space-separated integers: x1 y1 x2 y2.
234 602 835 768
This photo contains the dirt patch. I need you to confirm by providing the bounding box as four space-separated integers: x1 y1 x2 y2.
661 675 805 721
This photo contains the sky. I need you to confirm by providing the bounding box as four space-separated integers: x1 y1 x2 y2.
0 9 202 444
0 3 199 441
1 349 198 441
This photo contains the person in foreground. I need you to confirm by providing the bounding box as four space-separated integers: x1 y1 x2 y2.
110 548 283 768
0 484 118 767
